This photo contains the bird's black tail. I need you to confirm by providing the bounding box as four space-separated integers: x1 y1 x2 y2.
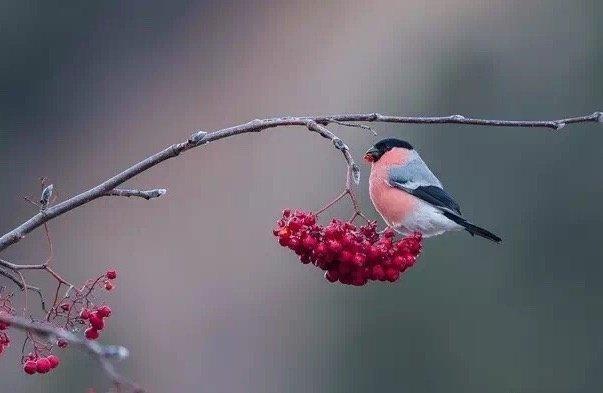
442 211 502 243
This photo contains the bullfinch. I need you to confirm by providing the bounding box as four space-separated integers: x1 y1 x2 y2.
364 138 501 243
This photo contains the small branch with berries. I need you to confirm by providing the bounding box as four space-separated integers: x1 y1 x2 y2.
0 313 141 392
0 268 134 388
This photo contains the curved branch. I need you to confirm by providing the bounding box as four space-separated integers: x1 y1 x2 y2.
0 111 600 253
0 314 141 391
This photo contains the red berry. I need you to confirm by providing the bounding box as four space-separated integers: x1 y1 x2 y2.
79 308 91 320
278 235 291 247
351 270 367 286
385 268 400 282
352 253 366 267
324 225 339 239
288 219 302 231
327 240 342 254
303 215 316 226
367 246 382 261
299 254 311 264
0 322 9 330
89 313 104 330
60 303 70 312
36 357 51 374
302 235 318 250
106 270 118 280
96 306 112 318
23 360 37 375
371 265 385 281
47 355 60 369
324 270 339 283
314 242 328 256
85 327 99 340
383 228 395 238
392 256 406 270
288 238 301 252
337 263 351 276
339 250 354 264
57 338 68 348
104 281 114 291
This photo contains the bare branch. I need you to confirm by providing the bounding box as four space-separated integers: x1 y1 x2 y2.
104 188 167 200
0 314 142 392
0 268 45 311
0 111 599 253
323 119 377 135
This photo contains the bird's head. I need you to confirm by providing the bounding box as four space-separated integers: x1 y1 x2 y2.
364 138 413 163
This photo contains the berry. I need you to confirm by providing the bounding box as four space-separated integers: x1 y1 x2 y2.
385 268 400 282
104 281 114 291
57 338 68 348
85 327 99 340
106 270 117 280
96 306 112 318
60 303 70 312
36 357 51 374
47 355 60 369
23 360 37 375
89 312 104 330
324 270 339 283
79 308 91 320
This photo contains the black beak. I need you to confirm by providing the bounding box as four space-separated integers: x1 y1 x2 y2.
364 147 380 162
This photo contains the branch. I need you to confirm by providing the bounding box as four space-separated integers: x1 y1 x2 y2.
0 314 142 392
104 188 167 200
0 268 45 311
0 111 600 253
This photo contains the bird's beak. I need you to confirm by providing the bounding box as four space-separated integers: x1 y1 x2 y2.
364 147 379 163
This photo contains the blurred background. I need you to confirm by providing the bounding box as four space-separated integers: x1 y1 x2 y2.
1 1 602 392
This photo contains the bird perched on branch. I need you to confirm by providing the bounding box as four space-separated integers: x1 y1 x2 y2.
364 138 501 243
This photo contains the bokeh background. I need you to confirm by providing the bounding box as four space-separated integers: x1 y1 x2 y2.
1 1 602 392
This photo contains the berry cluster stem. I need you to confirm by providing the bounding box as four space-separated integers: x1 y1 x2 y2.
315 166 370 224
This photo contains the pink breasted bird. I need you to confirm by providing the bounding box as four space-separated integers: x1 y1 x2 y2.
365 138 501 243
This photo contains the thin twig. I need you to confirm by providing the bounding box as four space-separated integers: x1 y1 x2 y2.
0 111 599 254
0 268 45 311
323 119 377 135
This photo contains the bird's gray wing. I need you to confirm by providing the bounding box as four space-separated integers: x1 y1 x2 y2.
388 157 462 215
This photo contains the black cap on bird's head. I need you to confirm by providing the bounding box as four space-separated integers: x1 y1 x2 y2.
364 138 413 162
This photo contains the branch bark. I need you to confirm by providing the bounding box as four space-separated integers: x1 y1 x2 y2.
0 111 600 253
105 188 167 200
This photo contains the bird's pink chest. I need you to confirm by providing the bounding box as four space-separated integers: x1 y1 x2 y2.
368 165 416 227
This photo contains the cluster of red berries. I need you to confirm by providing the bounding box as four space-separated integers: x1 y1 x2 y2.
80 305 112 340
0 310 10 355
0 332 10 355
274 209 423 286
23 354 60 375
104 269 117 291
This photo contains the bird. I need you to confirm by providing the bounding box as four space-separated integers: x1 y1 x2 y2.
364 138 501 243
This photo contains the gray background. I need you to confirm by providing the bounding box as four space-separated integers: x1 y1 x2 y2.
1 1 602 392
